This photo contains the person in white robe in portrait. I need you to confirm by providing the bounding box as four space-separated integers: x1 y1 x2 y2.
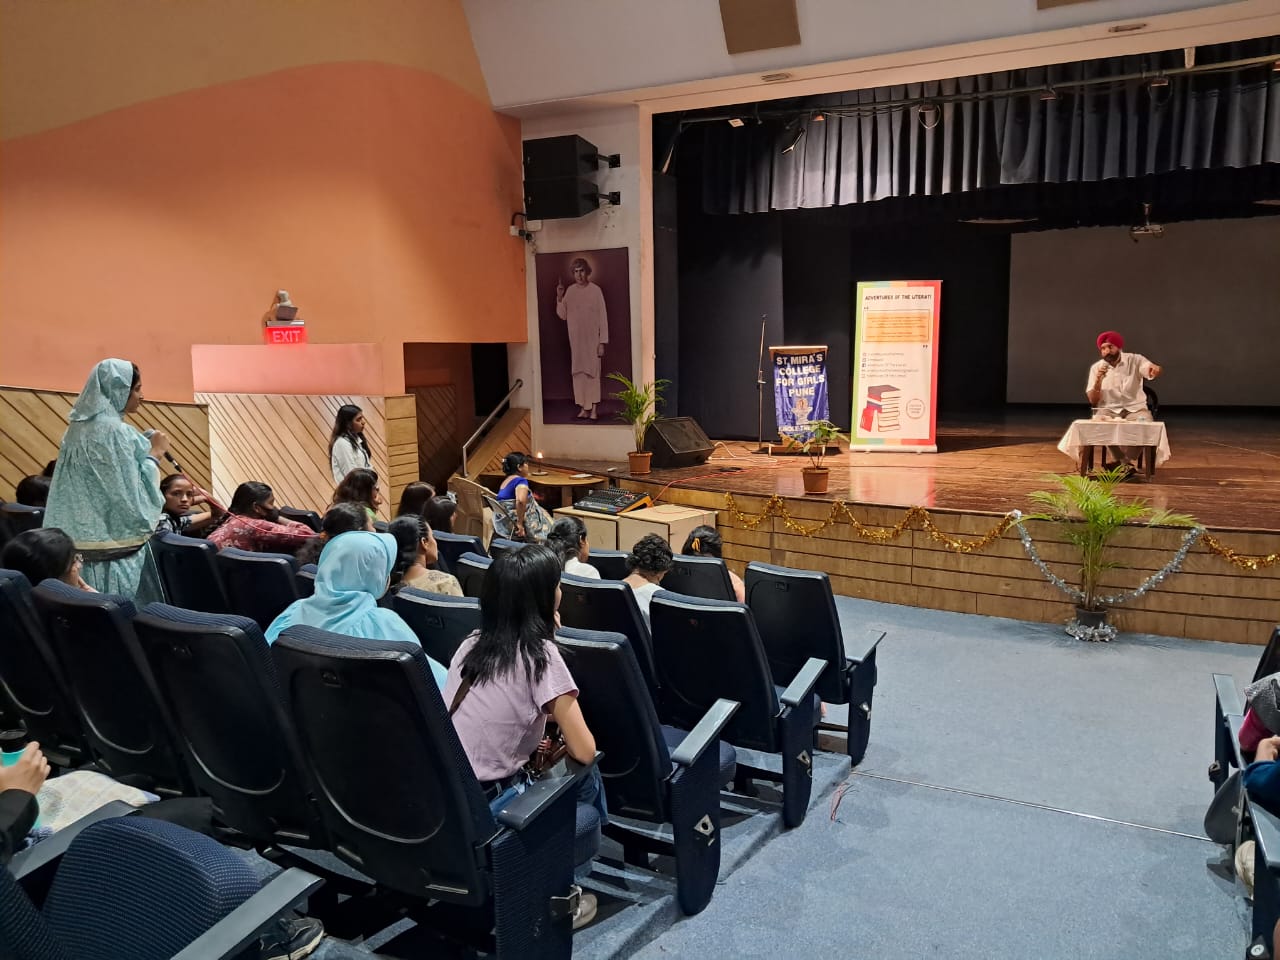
555 258 609 420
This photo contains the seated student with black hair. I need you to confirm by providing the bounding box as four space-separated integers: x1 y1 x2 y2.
331 467 383 523
155 473 223 536
294 502 374 566
623 533 673 625
387 515 463 597
208 481 318 554
395 481 436 518
2 528 95 592
14 474 51 508
546 516 599 579
423 495 457 534
681 524 745 602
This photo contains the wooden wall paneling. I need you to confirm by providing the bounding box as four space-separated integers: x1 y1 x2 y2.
0 385 209 498
413 386 461 493
384 394 419 515
473 408 533 481
197 392 395 520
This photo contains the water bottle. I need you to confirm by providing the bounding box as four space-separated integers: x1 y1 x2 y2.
0 729 27 767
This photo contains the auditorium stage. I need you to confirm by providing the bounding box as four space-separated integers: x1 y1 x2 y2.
541 411 1280 644
549 410 1280 534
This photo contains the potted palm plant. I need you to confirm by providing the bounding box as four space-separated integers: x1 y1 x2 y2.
607 373 669 475
1026 466 1196 637
788 419 845 494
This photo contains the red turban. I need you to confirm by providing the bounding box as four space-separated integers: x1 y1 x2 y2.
1096 331 1124 350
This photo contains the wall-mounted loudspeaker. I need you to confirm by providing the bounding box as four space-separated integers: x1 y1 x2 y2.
524 178 600 220
643 417 714 469
522 135 619 220
523 135 599 180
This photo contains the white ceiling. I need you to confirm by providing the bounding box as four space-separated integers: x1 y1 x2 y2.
462 0 1269 113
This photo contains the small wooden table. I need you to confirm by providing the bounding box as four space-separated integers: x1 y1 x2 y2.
528 471 605 509
1057 419 1169 479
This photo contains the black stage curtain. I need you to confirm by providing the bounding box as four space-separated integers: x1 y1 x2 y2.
701 39 1280 214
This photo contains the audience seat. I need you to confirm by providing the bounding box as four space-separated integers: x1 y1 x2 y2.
1254 625 1280 682
391 589 481 667
152 533 231 614
1 814 321 960
586 549 629 581
649 591 825 828
30 580 189 796
453 551 491 599
0 570 89 769
661 555 735 601
132 604 328 850
433 531 487 575
277 506 322 533
558 573 660 701
447 475 495 547
296 563 317 598
271 626 594 959
745 561 884 765
0 503 43 548
487 537 524 562
557 627 738 915
214 548 300 631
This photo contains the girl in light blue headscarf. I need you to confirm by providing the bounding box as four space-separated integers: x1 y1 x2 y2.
265 531 447 689
43 359 166 602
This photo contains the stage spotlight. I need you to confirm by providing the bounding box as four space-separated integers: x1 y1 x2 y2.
780 120 805 155
728 117 745 128
812 112 826 122
1148 75 1170 89
1039 87 1058 102
917 103 940 129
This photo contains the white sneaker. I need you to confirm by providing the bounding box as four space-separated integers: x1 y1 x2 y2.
1237 840 1256 899
570 885 598 930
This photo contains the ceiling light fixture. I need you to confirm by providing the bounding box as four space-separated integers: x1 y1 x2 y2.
1107 21 1147 33
761 72 792 83
812 112 826 122
728 118 745 128
917 102 941 130
1039 87 1059 102
1148 75 1170 89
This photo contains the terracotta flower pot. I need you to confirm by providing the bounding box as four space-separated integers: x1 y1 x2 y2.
801 466 829 494
628 451 653 475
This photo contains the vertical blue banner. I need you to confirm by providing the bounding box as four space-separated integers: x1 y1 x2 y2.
771 345 829 442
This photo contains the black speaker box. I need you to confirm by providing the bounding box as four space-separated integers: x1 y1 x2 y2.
523 135 599 180
644 417 714 469
524 177 600 220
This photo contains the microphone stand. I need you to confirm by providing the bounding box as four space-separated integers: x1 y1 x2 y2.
755 314 769 454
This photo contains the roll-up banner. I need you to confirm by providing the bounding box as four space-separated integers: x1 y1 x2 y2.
771 345 828 442
851 280 941 452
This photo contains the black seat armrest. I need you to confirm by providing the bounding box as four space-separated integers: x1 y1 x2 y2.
780 657 827 707
170 867 323 960
846 628 885 666
1215 673 1244 717
1252 804 1280 873
11 799 134 883
1229 714 1247 769
669 699 740 767
495 753 601 831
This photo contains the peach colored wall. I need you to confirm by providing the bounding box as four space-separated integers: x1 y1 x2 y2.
0 62 525 402
191 344 386 396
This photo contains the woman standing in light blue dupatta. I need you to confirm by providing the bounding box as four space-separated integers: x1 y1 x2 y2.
265 531 448 689
43 360 167 603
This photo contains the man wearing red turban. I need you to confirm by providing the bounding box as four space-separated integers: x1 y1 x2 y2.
1086 330 1162 471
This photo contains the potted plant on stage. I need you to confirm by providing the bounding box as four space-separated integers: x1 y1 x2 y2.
607 373 669 476
1026 466 1196 640
793 419 845 495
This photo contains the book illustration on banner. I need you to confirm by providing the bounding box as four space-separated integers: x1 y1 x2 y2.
861 385 901 433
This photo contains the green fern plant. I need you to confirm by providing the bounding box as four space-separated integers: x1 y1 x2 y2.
1025 466 1197 612
607 373 670 452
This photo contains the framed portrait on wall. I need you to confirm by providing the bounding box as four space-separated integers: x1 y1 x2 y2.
535 247 633 425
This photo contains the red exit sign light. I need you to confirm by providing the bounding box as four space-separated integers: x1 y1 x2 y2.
264 326 308 345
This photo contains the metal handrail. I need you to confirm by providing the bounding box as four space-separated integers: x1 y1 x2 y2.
461 379 523 478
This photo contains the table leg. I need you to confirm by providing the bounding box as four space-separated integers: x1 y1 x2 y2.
1144 445 1155 479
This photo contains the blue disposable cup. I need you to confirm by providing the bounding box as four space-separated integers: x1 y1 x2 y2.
0 750 23 767
0 730 25 767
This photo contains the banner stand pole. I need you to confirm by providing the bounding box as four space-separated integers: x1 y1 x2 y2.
755 314 769 453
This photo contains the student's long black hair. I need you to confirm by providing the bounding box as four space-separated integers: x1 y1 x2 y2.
462 544 560 685
545 516 587 567
328 404 371 460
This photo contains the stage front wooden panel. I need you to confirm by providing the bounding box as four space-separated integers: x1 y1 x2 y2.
0 385 211 495
198 393 418 523
627 483 1280 646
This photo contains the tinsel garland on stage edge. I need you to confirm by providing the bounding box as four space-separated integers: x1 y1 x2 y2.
721 493 1280 570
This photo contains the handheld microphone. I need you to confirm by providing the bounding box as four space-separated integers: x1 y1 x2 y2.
142 430 184 472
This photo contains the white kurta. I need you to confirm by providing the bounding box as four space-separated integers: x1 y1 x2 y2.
556 281 608 407
331 435 371 484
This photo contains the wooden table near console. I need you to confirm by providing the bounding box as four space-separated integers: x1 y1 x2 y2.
527 471 605 509
553 503 717 553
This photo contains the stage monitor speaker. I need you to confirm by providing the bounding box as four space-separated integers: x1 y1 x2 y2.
644 417 714 469
523 135 599 180
524 177 600 220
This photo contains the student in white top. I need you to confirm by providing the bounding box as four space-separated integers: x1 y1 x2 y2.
546 516 600 579
1085 330 1162 471
329 404 372 484
622 533 673 625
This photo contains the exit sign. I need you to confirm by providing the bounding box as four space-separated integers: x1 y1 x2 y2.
263 326 308 345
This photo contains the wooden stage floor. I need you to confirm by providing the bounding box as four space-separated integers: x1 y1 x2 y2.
550 411 1280 534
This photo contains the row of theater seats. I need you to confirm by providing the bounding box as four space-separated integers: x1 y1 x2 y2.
0 501 44 548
